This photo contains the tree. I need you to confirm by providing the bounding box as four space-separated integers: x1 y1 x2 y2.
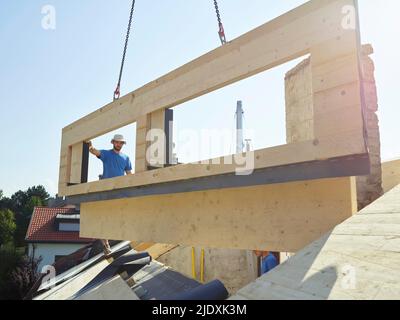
0 187 49 298
14 214 30 248
0 190 12 211
12 197 45 247
22 196 43 217
0 209 16 247
10 190 29 214
0 186 50 247
12 187 49 244
0 246 24 300
0 251 42 300
0 195 12 211
1 185 49 213
26 186 50 206
9 255 42 300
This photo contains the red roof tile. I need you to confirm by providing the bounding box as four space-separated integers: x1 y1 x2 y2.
25 207 95 243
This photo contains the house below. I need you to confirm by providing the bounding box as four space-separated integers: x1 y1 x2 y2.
25 207 94 272
28 241 229 300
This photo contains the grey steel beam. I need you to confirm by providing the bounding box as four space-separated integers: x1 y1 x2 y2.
65 153 370 205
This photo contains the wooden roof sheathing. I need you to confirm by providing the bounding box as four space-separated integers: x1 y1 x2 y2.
231 184 400 300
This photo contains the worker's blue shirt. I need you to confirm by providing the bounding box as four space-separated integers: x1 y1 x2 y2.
261 253 278 274
98 149 132 179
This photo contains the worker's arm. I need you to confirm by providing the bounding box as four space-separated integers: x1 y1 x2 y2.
86 141 101 158
125 158 133 175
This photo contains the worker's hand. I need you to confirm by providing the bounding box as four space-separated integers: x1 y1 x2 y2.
86 141 100 157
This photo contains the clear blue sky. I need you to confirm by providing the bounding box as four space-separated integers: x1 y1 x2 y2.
0 0 399 197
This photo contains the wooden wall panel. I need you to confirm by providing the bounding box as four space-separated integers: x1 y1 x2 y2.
58 0 367 197
382 159 400 193
61 0 360 146
63 133 365 197
80 177 357 252
135 115 151 173
69 143 84 184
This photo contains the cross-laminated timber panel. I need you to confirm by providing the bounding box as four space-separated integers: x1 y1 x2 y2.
382 159 400 194
230 185 400 300
80 177 357 252
59 0 368 198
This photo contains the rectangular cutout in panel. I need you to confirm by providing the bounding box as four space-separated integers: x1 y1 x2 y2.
59 0 368 198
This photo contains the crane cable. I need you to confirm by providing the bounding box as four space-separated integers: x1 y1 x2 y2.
213 0 227 45
113 0 136 101
113 1 226 100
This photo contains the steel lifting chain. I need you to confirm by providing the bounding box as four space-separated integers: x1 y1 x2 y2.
213 0 226 45
114 0 136 101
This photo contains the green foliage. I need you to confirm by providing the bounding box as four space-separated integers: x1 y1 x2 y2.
22 196 44 217
0 245 24 300
0 190 12 211
0 186 50 299
0 185 50 246
10 190 28 213
7 185 49 215
0 196 13 211
26 186 50 206
0 209 16 247
0 245 41 300
9 254 42 300
14 214 30 248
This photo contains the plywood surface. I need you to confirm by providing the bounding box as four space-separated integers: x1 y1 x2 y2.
382 159 400 193
58 0 366 196
230 185 400 300
80 177 357 252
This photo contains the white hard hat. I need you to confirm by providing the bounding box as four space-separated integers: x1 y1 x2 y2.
111 134 126 144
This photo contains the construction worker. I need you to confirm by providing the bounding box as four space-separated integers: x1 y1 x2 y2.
254 250 278 275
86 134 133 256
86 134 133 179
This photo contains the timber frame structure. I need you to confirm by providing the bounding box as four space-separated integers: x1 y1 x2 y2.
58 0 370 250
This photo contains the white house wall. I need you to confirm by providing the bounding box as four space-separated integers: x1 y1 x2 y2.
28 243 87 272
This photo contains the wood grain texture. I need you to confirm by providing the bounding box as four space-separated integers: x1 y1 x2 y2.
80 177 357 252
230 185 400 300
58 0 366 196
381 159 400 194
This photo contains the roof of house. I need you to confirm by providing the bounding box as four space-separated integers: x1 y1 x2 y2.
25 207 94 244
30 241 229 301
